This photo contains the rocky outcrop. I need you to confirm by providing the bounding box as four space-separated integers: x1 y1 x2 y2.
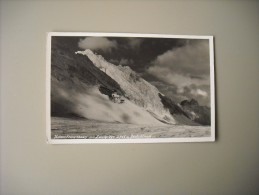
180 99 211 125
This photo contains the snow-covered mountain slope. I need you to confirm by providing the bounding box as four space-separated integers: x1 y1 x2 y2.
74 87 166 125
75 49 177 124
51 37 199 126
51 38 167 125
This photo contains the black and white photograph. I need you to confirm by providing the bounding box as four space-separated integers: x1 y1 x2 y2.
46 32 215 143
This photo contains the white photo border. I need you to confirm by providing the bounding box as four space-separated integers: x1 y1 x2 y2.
46 32 215 144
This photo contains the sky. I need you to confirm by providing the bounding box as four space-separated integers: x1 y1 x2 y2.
75 36 212 106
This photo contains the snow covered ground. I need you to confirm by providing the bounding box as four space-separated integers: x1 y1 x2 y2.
51 117 210 139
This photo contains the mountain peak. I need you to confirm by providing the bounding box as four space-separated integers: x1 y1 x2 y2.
75 49 106 62
76 49 177 124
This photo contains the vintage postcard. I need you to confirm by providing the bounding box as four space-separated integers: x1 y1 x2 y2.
46 32 215 143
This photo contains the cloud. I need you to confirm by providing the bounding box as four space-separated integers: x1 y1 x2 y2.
147 40 211 106
78 37 117 52
149 81 182 102
195 89 208 97
109 59 120 64
119 58 134 65
149 39 210 77
109 58 134 66
181 84 210 106
127 38 143 49
148 69 211 106
149 80 210 106
148 65 209 90
74 87 164 125
147 39 210 90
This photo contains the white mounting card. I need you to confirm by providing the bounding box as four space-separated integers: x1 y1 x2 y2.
46 32 215 144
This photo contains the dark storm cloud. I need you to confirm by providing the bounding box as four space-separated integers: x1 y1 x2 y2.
74 36 211 106
126 37 143 49
109 59 120 65
146 41 209 89
149 81 182 102
146 39 211 106
109 58 134 66
119 58 134 65
148 39 210 79
92 37 185 73
76 36 186 73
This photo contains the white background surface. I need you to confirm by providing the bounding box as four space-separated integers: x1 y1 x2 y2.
1 0 259 194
